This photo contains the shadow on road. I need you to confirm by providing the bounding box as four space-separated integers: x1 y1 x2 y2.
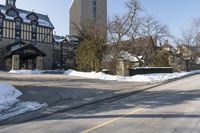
1 72 200 126
36 89 200 122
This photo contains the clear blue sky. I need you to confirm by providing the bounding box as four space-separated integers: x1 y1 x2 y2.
0 0 200 38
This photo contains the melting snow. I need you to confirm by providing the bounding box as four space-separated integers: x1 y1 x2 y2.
0 83 47 121
9 69 200 83
64 69 200 83
9 69 42 74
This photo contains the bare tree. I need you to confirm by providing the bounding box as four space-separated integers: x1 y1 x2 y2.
179 18 200 47
106 0 171 68
138 15 169 45
104 0 143 71
125 15 170 66
192 19 200 47
108 0 142 44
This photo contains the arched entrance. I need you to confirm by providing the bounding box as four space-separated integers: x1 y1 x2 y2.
4 41 46 70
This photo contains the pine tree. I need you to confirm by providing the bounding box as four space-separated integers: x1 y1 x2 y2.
76 37 103 72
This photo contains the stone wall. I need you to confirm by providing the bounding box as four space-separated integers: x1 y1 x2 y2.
37 42 53 70
169 54 200 72
0 38 16 48
169 55 187 72
0 48 4 70
190 63 200 71
0 38 15 70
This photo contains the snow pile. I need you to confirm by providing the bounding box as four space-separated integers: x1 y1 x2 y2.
65 69 200 83
0 83 47 121
196 57 200 64
9 69 65 74
119 51 143 62
0 83 22 109
9 69 43 74
64 69 120 81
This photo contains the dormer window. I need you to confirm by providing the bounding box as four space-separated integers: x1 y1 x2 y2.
6 7 18 17
26 12 39 21
29 15 37 21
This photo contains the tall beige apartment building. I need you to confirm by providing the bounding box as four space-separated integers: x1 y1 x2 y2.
70 0 107 38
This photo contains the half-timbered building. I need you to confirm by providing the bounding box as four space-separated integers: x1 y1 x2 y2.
0 0 54 70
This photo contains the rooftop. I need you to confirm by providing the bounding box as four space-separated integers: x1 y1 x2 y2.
0 4 54 28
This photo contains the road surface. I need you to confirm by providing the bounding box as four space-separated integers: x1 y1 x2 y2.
1 74 200 133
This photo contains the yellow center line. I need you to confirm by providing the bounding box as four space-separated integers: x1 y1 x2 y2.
81 107 146 133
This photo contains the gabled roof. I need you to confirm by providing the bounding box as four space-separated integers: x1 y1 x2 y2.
14 15 23 22
162 43 173 48
0 4 54 28
0 10 5 18
118 51 143 62
53 35 66 43
67 35 80 42
6 40 26 50
5 7 19 16
177 44 197 51
5 42 46 58
26 12 39 21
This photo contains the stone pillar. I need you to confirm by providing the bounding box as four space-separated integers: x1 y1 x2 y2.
116 59 130 76
28 59 32 70
36 56 43 70
12 55 20 70
6 58 12 70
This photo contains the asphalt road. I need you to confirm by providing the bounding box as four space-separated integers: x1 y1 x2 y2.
0 71 150 107
0 71 153 124
1 74 200 133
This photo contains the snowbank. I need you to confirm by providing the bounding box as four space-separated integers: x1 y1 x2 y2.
9 69 43 74
9 69 200 83
9 69 64 74
0 83 47 121
0 83 22 109
64 69 200 83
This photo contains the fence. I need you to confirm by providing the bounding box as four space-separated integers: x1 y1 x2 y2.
129 67 173 76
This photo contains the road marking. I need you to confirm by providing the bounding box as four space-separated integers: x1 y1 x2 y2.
81 107 145 133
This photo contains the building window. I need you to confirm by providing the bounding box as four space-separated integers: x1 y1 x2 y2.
31 24 37 43
92 0 96 19
15 20 21 40
16 21 21 30
0 34 2 41
8 0 14 5
0 17 3 41
32 24 36 32
0 18 3 27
